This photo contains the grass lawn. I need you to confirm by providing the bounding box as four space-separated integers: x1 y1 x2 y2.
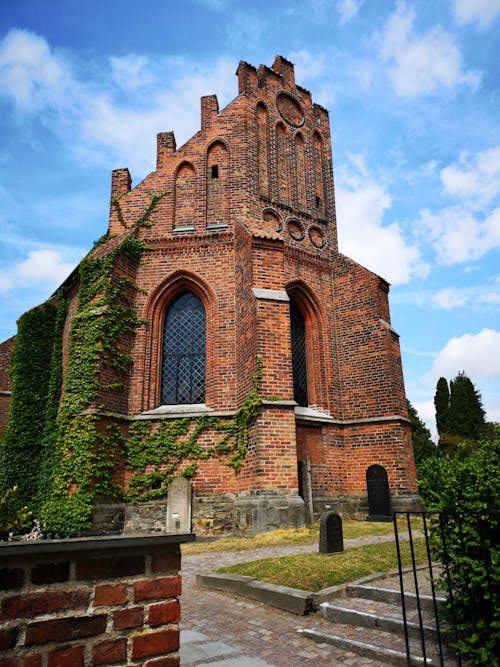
182 515 424 554
216 538 428 592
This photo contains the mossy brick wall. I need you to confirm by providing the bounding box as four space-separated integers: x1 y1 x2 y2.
0 337 15 442
0 534 193 667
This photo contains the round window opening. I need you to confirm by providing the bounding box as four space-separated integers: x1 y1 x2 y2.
276 93 305 127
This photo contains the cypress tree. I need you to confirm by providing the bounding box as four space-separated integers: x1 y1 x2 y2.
434 377 450 440
434 377 453 451
448 371 486 441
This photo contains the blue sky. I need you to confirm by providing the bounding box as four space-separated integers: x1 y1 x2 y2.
1 0 499 436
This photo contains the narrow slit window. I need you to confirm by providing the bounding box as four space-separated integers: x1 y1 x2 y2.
211 165 219 179
290 302 308 407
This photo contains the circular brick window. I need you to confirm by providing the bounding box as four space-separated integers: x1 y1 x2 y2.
263 208 282 232
309 225 327 248
288 219 305 241
276 93 305 127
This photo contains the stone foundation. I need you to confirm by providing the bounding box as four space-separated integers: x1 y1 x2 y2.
232 492 305 536
312 492 422 521
91 490 420 537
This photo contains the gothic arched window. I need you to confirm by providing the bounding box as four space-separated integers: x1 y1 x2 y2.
161 292 206 404
290 301 308 407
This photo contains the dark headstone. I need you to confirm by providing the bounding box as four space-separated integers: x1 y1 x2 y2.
319 511 343 554
366 464 391 521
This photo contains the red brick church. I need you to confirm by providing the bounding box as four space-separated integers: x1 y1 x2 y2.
0 56 417 535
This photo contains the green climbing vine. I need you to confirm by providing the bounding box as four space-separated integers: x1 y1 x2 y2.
5 183 263 533
39 189 168 532
36 290 69 511
125 356 263 501
111 190 168 230
0 302 58 516
40 233 147 533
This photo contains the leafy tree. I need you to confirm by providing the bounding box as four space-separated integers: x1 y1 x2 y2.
418 432 500 666
406 400 437 463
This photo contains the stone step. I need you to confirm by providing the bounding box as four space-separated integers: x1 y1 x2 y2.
348 583 446 613
299 626 443 666
319 599 439 642
301 587 454 666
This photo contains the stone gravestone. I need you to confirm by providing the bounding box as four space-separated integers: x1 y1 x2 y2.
166 477 192 533
366 464 392 521
319 511 344 554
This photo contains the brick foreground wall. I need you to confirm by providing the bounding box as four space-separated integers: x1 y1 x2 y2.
0 533 194 667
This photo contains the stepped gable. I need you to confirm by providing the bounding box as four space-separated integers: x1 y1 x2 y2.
0 56 418 536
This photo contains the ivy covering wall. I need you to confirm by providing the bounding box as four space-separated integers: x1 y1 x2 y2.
126 356 262 501
1 194 262 534
0 302 58 515
41 233 145 532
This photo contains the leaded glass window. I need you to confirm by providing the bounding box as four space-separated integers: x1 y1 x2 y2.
290 302 308 407
161 292 206 404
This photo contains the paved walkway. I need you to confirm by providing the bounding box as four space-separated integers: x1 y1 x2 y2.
180 534 404 666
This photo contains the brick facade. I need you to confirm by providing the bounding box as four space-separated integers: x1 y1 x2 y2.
0 533 192 666
0 56 418 534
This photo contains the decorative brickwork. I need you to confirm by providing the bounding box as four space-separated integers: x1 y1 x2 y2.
0 534 191 666
0 55 418 535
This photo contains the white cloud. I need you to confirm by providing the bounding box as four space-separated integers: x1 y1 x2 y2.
0 249 77 294
406 160 439 185
336 154 429 284
109 55 157 92
0 274 11 293
0 29 237 178
477 292 500 305
441 145 500 209
338 0 363 24
0 29 74 113
412 400 437 441
453 0 500 29
416 145 500 265
289 50 327 80
427 329 500 380
380 2 481 96
418 205 500 265
79 56 236 174
394 281 500 310
418 328 500 426
432 287 468 310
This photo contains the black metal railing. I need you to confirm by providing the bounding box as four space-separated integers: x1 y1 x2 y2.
393 510 498 666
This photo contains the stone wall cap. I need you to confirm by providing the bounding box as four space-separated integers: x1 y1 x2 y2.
295 406 334 422
0 532 195 557
252 288 290 302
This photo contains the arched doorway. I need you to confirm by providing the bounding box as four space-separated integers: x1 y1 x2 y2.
366 464 391 521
